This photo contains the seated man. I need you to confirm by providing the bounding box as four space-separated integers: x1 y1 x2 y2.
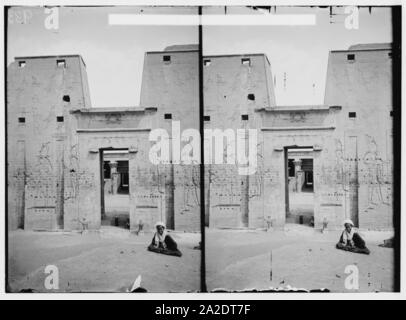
336 219 370 255
147 222 182 257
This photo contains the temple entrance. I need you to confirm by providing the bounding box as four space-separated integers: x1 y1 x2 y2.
100 148 130 229
285 147 315 226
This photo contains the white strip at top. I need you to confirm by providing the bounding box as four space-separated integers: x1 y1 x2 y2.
108 14 317 26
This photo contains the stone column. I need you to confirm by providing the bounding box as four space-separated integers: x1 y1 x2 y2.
294 159 303 193
109 161 118 194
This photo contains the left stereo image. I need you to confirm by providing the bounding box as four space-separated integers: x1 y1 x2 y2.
6 6 202 293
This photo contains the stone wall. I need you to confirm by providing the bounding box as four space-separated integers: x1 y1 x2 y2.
7 44 394 232
324 45 393 230
140 47 201 232
203 54 276 228
7 55 90 231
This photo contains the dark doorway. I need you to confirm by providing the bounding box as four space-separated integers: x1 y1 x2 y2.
117 160 129 194
285 147 315 226
301 159 314 192
100 148 130 229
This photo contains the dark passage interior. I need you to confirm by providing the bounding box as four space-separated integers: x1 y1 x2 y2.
100 149 130 229
285 147 315 226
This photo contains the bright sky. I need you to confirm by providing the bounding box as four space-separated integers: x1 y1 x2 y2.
8 6 392 107
203 6 393 106
7 6 198 108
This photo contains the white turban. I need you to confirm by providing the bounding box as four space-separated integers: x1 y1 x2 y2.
343 219 354 227
155 221 165 228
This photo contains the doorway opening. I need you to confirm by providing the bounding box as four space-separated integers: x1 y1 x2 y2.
100 148 130 229
285 147 315 227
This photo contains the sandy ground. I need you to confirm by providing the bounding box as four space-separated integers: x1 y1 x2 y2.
206 225 395 292
287 192 314 224
8 224 395 293
8 227 201 293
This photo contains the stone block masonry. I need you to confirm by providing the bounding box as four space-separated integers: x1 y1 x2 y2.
7 43 394 232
